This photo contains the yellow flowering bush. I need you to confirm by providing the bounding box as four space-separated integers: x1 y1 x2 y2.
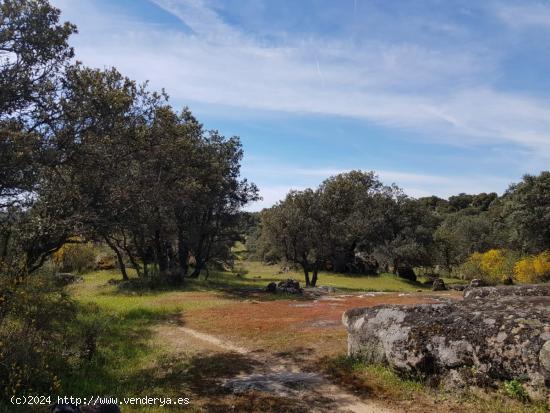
514 251 550 284
457 252 483 280
459 249 517 284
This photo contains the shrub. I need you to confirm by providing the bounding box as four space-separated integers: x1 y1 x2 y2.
480 249 517 284
52 241 97 273
95 253 117 270
0 276 83 400
514 251 550 284
459 249 517 284
458 252 483 280
503 379 530 403
0 276 104 406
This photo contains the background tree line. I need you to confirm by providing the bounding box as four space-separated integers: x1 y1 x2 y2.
248 170 550 286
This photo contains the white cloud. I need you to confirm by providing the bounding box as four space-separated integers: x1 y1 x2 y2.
51 0 550 159
46 0 550 211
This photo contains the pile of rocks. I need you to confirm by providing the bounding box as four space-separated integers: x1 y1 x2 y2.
343 284 550 399
266 279 303 294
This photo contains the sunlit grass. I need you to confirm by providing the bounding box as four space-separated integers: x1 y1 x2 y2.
70 270 232 315
319 356 549 413
229 260 466 292
54 265 540 413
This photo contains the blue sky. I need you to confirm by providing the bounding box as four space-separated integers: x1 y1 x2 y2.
51 0 550 209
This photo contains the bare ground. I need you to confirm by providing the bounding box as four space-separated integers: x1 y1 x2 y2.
151 291 463 413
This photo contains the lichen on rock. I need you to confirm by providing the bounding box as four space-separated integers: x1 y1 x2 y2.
343 284 550 399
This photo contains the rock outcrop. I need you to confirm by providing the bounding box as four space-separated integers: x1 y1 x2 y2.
342 284 550 399
464 284 550 300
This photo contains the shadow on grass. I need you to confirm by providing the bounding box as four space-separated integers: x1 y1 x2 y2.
59 303 185 399
104 272 314 302
129 351 340 413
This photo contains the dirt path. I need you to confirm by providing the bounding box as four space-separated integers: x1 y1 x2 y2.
155 323 395 413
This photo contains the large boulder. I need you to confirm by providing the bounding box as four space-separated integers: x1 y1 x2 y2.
266 282 277 293
342 284 550 399
464 284 550 300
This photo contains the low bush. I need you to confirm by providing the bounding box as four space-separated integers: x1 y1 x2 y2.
0 276 95 403
52 241 97 273
514 251 550 284
458 249 517 284
503 379 530 403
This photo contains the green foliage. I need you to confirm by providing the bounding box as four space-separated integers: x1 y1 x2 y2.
503 172 550 254
503 380 530 403
52 241 98 273
256 170 550 285
1 0 76 277
0 276 85 400
258 171 442 282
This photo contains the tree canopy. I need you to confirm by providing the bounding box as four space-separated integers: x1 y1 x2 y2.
0 1 258 283
254 170 550 286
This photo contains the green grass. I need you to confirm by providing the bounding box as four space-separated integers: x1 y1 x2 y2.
321 356 425 400
222 260 466 292
32 265 541 413
55 264 457 412
74 261 466 304
71 270 233 314
51 270 238 412
320 356 549 413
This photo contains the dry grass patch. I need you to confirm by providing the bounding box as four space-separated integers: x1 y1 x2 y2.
185 293 449 358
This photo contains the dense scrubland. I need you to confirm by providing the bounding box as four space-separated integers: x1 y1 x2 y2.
1 1 549 412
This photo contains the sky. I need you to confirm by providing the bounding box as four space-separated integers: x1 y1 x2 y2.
51 0 550 210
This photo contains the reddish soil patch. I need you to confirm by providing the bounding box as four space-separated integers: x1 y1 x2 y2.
185 292 460 359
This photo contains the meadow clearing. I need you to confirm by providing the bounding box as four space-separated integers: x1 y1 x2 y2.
47 263 547 413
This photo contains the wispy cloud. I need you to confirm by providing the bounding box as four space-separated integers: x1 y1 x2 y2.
51 0 549 209
51 0 550 159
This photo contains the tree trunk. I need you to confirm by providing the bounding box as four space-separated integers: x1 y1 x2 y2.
311 266 318 287
302 264 310 287
392 259 399 275
123 245 141 277
154 230 168 274
177 230 189 283
189 261 203 278
104 236 128 281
